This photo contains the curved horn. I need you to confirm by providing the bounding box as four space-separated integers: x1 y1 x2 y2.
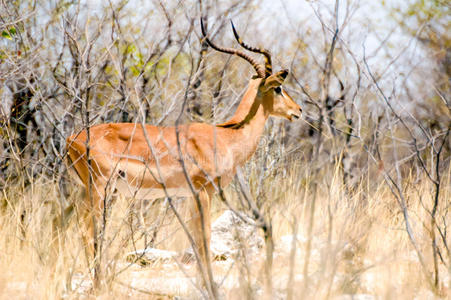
201 18 265 78
231 20 272 78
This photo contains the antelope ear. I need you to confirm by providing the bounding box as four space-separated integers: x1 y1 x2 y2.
262 69 288 92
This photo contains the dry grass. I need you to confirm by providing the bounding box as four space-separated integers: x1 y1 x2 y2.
0 162 449 299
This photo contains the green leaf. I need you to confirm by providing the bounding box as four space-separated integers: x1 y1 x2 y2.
9 27 16 35
2 30 12 40
130 65 140 76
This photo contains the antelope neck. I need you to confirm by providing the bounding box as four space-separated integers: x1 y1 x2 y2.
217 78 270 128
217 78 271 162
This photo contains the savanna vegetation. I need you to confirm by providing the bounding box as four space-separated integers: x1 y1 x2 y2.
0 0 450 299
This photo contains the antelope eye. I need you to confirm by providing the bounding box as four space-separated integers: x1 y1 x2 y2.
274 87 281 94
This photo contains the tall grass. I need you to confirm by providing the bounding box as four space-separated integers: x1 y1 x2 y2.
0 160 449 299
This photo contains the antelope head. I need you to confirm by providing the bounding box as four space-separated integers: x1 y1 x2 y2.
229 21 302 121
201 19 302 125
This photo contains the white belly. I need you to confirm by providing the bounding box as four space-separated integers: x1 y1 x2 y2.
115 179 194 199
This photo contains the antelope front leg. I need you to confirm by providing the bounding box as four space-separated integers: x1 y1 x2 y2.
189 188 212 267
189 187 219 297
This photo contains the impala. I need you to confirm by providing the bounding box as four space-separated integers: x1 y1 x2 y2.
66 20 301 290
